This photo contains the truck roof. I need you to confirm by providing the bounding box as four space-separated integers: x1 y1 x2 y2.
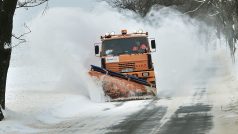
101 30 148 41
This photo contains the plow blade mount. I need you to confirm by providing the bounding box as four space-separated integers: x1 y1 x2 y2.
89 65 157 101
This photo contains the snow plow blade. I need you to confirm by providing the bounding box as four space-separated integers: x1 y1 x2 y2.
89 65 157 101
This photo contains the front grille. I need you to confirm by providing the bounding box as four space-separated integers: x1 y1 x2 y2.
118 62 135 70
106 62 135 72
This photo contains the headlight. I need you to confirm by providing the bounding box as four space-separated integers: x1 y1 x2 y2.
142 72 149 77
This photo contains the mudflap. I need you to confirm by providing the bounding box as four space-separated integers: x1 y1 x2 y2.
89 70 157 101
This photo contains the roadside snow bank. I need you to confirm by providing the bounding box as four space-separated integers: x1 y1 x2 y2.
205 51 238 134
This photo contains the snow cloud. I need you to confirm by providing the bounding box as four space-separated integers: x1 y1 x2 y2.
8 1 229 101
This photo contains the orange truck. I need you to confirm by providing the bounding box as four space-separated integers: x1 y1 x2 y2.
89 30 157 101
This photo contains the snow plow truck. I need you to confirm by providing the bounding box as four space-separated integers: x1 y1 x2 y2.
89 30 157 101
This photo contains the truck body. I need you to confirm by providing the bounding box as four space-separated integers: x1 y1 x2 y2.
89 30 157 101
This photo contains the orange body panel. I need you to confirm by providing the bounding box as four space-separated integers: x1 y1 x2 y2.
104 54 155 84
105 54 148 72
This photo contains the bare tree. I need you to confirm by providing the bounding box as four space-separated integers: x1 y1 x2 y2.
108 0 184 17
0 0 48 121
109 0 238 59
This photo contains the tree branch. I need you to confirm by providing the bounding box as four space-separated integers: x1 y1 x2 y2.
11 23 31 48
183 0 207 14
17 0 48 9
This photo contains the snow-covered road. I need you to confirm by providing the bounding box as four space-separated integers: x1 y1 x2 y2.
1 53 238 134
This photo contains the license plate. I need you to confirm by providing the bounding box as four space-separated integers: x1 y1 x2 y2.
121 68 134 72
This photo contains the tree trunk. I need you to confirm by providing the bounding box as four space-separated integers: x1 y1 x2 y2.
0 107 3 121
0 0 18 111
0 47 11 109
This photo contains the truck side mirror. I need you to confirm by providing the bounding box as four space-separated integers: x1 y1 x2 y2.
95 45 100 57
150 40 156 52
151 40 156 49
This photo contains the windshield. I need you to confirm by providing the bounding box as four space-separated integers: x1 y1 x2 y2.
101 37 149 56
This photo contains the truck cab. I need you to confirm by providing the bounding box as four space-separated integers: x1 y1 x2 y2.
95 30 156 87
